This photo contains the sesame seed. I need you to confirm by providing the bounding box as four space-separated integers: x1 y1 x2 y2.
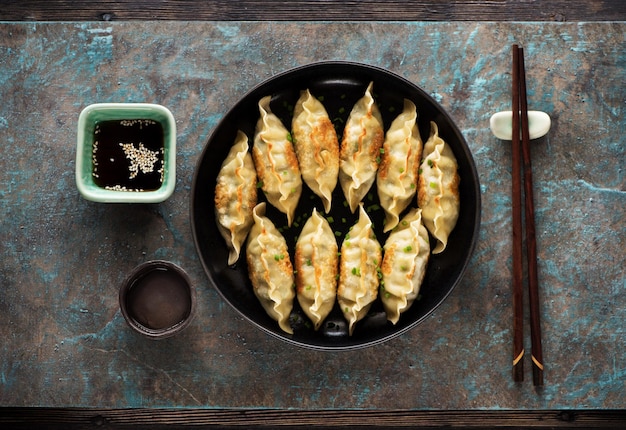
119 141 160 180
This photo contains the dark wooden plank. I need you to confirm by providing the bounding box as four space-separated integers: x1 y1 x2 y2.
2 408 626 429
0 0 625 21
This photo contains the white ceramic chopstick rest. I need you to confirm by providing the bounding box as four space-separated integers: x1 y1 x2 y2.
489 110 551 140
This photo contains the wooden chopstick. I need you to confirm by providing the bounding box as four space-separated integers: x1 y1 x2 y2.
511 44 525 383
518 46 544 387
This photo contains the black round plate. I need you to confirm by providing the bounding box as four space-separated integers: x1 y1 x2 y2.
191 61 481 350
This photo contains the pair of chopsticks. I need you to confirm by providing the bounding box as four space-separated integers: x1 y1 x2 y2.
511 44 543 386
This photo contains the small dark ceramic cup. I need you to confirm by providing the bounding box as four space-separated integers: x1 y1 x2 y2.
119 260 196 339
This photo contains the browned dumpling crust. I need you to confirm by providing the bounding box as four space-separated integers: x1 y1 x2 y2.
214 130 258 265
380 208 430 324
292 89 339 213
337 204 382 335
417 121 460 254
294 208 338 330
253 95 302 226
377 99 423 232
338 82 385 213
246 203 295 334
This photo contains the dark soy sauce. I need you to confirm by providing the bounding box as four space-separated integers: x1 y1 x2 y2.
93 119 164 191
125 268 192 330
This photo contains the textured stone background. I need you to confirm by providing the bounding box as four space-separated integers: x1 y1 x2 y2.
0 22 624 409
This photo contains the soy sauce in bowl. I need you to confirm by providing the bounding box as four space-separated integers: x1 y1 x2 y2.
119 261 196 339
92 119 164 192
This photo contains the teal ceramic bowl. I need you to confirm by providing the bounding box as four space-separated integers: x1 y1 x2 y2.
76 103 176 203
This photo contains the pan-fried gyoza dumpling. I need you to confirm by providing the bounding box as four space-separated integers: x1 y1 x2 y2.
214 130 258 265
246 203 295 334
292 89 339 213
380 208 430 324
417 121 460 254
294 208 338 330
377 99 423 232
337 204 382 335
253 95 302 226
338 82 385 213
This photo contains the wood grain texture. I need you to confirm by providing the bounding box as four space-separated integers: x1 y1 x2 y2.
0 0 625 21
1 408 626 429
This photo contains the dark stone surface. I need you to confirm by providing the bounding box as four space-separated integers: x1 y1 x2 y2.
0 22 624 409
